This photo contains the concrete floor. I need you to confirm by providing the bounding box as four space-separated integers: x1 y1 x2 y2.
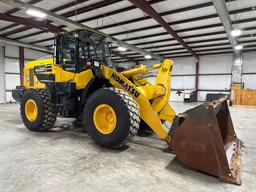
0 102 255 192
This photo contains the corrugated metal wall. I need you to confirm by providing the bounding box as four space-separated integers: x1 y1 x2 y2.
4 45 21 102
120 52 256 101
242 52 256 90
1 45 48 103
0 48 255 103
172 57 196 90
197 54 232 101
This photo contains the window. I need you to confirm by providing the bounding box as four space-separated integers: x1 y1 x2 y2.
78 32 113 67
57 34 77 72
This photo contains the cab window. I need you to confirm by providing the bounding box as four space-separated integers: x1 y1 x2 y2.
57 34 77 72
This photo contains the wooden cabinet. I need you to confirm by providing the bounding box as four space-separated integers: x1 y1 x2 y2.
233 90 256 106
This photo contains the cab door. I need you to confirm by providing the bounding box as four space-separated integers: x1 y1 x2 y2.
56 33 78 73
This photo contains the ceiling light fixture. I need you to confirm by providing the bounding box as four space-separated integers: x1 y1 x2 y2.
117 46 127 52
231 29 242 37
144 54 152 59
235 45 243 50
26 9 47 18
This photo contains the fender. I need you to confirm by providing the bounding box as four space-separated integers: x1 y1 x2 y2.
81 77 112 104
81 78 96 104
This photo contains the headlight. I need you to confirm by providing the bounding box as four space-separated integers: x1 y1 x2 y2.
94 61 100 67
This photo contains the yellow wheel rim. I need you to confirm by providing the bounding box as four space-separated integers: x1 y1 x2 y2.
25 99 38 122
93 104 117 134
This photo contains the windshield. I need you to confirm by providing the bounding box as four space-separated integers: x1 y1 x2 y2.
79 31 113 67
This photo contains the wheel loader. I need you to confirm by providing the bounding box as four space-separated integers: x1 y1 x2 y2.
12 30 241 185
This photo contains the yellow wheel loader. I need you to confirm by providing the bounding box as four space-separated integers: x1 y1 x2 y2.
12 30 241 185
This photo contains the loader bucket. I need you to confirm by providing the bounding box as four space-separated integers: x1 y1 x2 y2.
168 96 241 185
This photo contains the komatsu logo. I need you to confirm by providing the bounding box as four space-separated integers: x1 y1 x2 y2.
111 73 140 98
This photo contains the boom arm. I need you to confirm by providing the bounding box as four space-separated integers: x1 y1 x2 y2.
100 59 176 140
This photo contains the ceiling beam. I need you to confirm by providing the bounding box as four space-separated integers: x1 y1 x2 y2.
0 14 65 33
98 2 213 30
100 0 244 31
0 36 138 63
30 17 256 47
133 33 254 47
65 0 232 31
112 51 138 64
49 0 90 13
0 1 139 64
0 0 162 60
109 6 256 37
0 36 52 52
0 0 91 37
112 33 255 53
119 39 256 57
125 46 256 60
12 0 250 42
0 0 43 33
131 26 256 47
13 0 164 41
120 16 256 42
61 0 120 18
3 0 248 44
2 0 123 39
41 26 256 49
128 0 198 58
4 0 42 15
114 48 256 62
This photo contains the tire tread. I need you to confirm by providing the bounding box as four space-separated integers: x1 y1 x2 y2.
104 87 140 148
20 89 56 132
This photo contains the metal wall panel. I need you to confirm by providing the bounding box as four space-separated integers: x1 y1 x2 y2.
242 75 256 89
5 91 15 103
4 58 20 73
171 76 196 90
5 74 20 90
199 54 233 74
4 45 19 58
243 52 256 73
172 57 196 75
24 48 49 60
199 75 231 90
197 54 233 101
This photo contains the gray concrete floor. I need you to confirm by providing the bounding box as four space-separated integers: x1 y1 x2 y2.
0 102 255 192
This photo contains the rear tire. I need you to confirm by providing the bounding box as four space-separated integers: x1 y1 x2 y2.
20 89 57 132
83 87 140 149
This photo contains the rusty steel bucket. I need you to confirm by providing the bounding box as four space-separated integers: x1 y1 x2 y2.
168 96 241 185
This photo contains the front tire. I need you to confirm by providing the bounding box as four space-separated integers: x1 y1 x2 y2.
20 89 57 132
84 87 140 149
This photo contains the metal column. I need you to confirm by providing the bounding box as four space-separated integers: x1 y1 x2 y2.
19 46 24 86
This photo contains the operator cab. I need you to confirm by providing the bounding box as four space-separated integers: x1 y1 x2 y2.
55 30 113 73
